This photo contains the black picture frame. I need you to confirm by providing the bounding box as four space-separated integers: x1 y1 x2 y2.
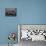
5 8 17 16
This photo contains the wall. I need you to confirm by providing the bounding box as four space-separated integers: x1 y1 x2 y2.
19 0 46 24
0 0 46 44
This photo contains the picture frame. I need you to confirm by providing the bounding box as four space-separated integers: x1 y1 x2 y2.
5 8 17 16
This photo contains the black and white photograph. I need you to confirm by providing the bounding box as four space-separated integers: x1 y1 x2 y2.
5 8 17 16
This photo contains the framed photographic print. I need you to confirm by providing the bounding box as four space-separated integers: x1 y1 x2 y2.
5 8 17 16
